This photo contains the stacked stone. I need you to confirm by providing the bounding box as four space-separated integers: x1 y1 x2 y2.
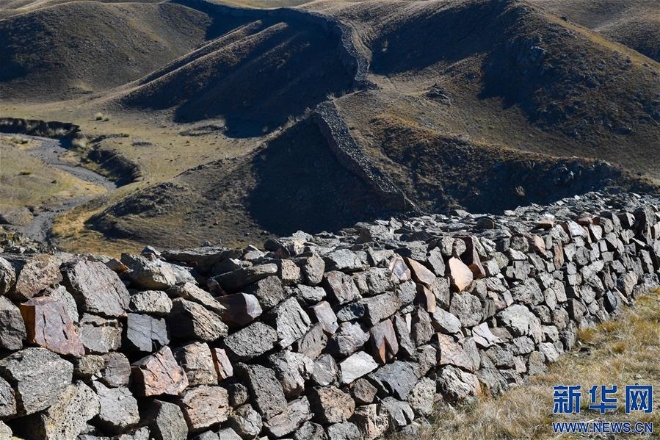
0 191 658 439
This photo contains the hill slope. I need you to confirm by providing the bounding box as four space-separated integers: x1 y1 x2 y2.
0 1 220 100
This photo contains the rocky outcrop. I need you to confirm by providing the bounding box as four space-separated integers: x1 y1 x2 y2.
0 191 658 438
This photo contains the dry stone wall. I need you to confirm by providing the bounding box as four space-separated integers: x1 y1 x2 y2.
0 191 659 439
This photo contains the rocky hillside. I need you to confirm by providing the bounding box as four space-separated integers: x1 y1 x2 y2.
0 191 658 439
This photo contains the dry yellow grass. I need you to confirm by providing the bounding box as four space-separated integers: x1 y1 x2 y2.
425 289 660 439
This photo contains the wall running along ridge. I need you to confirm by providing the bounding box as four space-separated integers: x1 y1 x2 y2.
0 191 658 439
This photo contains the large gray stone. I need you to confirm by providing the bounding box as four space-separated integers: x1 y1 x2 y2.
228 403 263 438
323 271 361 305
269 350 314 398
167 298 228 342
0 296 26 350
224 321 278 361
167 283 226 315
12 254 62 301
0 256 15 296
437 365 482 402
146 400 189 440
449 292 483 327
215 263 279 292
128 290 172 316
264 397 313 438
92 381 140 434
240 364 287 419
431 308 461 334
0 347 73 415
63 260 130 318
338 351 378 385
121 254 178 290
244 276 287 310
79 314 122 354
174 342 218 387
309 386 355 424
268 297 311 348
33 381 100 440
177 386 230 432
124 313 169 353
360 293 402 326
368 361 419 400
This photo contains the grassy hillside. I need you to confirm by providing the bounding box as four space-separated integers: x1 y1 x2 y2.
427 289 660 439
0 1 216 100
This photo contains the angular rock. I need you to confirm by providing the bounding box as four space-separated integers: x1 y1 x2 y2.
431 308 461 334
437 334 474 372
352 404 389 440
438 365 482 402
448 257 473 292
408 377 435 417
449 292 483 327
296 323 328 360
12 254 62 301
296 284 327 303
393 313 416 358
264 397 313 437
405 257 436 287
0 347 73 415
34 381 100 440
41 285 80 322
312 354 337 386
351 378 378 405
73 355 105 379
124 313 169 353
471 322 501 348
498 304 535 337
0 256 15 296
92 381 140 434
324 249 364 272
244 276 287 310
411 308 434 346
217 428 242 440
361 293 402 326
63 260 129 318
309 386 355 424
302 255 325 286
295 421 328 440
339 351 378 385
167 282 226 315
228 404 263 438
216 293 262 327
388 255 411 283
177 386 229 432
240 364 287 419
101 352 131 387
174 342 218 386
121 254 178 290
0 376 16 418
380 397 414 429
369 319 399 364
224 321 278 361
132 346 189 397
129 290 173 316
369 361 418 400
269 297 311 348
323 271 361 305
269 350 314 398
211 348 233 381
167 298 228 342
215 263 279 292
311 301 339 334
79 314 122 354
0 296 26 350
327 422 361 440
146 400 189 440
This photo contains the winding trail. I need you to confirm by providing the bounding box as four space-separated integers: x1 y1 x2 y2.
1 134 116 243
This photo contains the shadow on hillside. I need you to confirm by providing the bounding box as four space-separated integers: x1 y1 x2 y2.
370 0 511 75
122 18 353 138
247 120 391 233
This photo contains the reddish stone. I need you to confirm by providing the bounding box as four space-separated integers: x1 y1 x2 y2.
20 297 84 357
132 346 189 396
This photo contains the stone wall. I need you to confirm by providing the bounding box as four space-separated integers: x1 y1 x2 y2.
0 191 659 439
173 0 376 90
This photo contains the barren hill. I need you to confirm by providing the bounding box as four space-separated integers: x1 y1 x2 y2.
0 0 659 251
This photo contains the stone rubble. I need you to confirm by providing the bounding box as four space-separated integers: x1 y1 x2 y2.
0 191 658 438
